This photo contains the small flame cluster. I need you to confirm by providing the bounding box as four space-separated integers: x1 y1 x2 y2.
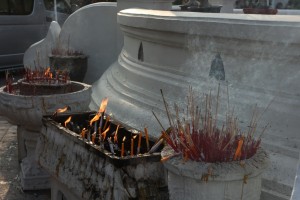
24 67 70 84
158 87 266 163
55 98 161 158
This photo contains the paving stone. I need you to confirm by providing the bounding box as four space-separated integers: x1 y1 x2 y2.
0 116 50 200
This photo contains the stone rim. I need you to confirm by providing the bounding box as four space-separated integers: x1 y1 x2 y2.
162 145 269 182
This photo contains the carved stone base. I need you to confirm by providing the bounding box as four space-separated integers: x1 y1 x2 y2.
20 157 50 190
18 127 50 190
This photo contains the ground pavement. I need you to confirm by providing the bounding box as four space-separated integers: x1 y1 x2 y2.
0 116 50 200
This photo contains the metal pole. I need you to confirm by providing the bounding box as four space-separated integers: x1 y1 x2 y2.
54 0 58 22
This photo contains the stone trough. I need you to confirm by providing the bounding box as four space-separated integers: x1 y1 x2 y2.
36 111 168 200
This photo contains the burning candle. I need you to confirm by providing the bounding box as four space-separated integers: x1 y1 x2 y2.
121 136 126 157
108 137 115 154
102 115 110 132
94 120 98 134
101 126 110 141
52 106 71 117
81 128 87 139
99 113 104 133
64 116 72 127
131 135 137 156
114 124 120 143
91 132 96 144
144 127 150 151
131 138 134 156
137 133 142 154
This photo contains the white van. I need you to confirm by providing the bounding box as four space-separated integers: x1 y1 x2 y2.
271 0 289 8
0 0 71 71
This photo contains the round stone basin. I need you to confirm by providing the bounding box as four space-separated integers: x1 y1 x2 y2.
161 146 269 200
0 81 91 131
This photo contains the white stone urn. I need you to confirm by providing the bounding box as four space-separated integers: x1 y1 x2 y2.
0 81 91 190
162 146 269 200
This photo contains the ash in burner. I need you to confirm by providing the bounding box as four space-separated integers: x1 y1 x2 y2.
49 111 163 164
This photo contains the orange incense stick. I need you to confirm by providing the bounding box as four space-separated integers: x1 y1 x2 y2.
144 127 150 151
114 124 120 143
131 138 134 156
137 133 142 154
121 136 126 157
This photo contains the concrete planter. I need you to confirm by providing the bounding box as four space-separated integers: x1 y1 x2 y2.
0 81 91 190
162 146 269 200
49 55 88 82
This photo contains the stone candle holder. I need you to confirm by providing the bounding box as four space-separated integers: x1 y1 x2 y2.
0 81 91 190
37 111 167 200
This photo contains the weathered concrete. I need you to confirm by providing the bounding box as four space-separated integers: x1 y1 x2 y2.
24 1 174 85
291 158 300 200
162 146 269 200
0 82 92 190
37 117 168 200
0 116 51 200
23 21 61 69
91 9 300 199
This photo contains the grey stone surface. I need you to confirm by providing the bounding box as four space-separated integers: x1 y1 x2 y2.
91 8 300 200
0 116 51 200
37 118 168 200
0 81 92 190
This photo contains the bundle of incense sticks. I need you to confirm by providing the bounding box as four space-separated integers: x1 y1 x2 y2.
156 86 267 163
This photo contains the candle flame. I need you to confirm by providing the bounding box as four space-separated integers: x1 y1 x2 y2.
44 67 53 78
92 133 96 143
98 97 109 113
81 128 87 138
122 136 126 142
90 114 100 126
101 126 110 140
114 125 120 143
52 106 71 117
64 116 72 127
90 97 109 126
133 135 137 139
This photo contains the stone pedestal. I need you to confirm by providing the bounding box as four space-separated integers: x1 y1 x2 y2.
0 82 91 190
18 127 50 190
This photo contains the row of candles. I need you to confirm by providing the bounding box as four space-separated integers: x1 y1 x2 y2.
59 98 163 158
24 67 70 84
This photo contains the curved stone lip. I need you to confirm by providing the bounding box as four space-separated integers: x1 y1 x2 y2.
0 81 91 130
17 78 72 87
119 8 300 23
118 8 300 43
0 81 91 98
162 146 269 182
48 54 88 59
